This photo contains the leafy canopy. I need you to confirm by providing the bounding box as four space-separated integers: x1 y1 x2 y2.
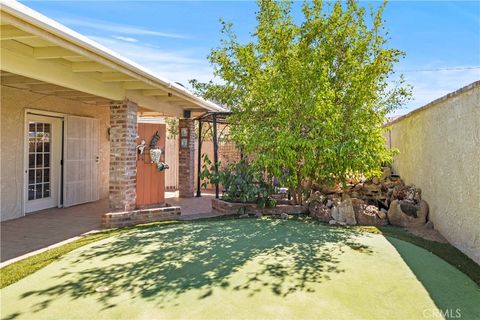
191 0 410 202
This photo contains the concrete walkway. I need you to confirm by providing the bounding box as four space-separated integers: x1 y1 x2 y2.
1 194 216 264
1 199 108 263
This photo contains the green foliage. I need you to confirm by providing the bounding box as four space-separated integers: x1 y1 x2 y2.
200 154 275 207
191 0 411 204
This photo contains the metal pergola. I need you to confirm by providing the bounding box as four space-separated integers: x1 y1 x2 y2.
195 111 232 198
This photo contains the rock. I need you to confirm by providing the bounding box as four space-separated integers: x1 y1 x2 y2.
326 200 333 208
362 183 381 195
319 184 342 194
425 220 434 229
372 177 380 185
329 219 337 225
417 200 429 222
315 207 332 222
400 201 418 217
255 212 263 218
331 207 340 221
337 194 356 225
280 212 289 219
238 213 249 219
381 167 392 180
378 208 387 220
388 200 428 228
352 198 388 226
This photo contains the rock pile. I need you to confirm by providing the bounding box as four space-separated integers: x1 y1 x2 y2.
307 167 430 228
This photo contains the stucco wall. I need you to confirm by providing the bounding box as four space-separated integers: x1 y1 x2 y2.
387 82 480 264
1 86 110 221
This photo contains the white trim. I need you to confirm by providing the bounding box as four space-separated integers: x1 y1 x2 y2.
24 112 63 213
137 117 165 124
1 0 227 113
23 108 66 215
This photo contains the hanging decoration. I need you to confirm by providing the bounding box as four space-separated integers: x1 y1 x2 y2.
148 130 169 172
136 139 147 160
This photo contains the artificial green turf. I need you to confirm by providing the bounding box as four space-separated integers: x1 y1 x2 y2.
1 218 479 320
354 225 480 286
1 216 479 290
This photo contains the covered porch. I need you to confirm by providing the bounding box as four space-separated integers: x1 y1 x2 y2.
1 0 226 262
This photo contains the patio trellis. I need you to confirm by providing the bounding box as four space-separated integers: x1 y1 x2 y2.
195 111 233 199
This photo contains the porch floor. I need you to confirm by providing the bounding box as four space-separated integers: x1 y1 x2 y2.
1 193 216 264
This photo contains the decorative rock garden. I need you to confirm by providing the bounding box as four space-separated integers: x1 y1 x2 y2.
212 198 307 217
307 167 431 228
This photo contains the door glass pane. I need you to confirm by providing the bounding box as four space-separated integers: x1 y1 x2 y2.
28 185 35 200
29 154 35 168
44 183 50 198
36 184 43 199
29 170 35 184
35 170 42 184
36 154 43 168
44 133 50 152
27 120 53 201
43 154 50 168
43 169 50 183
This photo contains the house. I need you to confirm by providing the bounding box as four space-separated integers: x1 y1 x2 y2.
0 1 225 222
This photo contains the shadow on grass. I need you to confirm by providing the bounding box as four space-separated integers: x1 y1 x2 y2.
8 218 373 317
384 236 480 320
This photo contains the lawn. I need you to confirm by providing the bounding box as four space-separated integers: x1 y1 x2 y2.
1 218 479 320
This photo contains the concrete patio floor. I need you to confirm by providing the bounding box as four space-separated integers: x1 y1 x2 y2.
1 193 215 264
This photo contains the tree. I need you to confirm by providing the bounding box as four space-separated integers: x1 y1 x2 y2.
191 0 411 204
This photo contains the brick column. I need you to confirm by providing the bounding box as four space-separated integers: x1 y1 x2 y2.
178 118 195 197
109 100 138 211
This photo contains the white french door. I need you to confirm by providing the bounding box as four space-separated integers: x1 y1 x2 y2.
25 114 62 213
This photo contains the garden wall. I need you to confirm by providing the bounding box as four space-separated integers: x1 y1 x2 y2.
386 81 480 264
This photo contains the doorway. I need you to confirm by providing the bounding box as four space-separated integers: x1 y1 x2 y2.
24 114 62 213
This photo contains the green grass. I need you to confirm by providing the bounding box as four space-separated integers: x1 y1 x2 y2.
353 224 480 286
0 221 179 289
1 216 478 290
1 217 479 320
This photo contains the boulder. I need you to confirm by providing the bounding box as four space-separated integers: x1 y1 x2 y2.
352 198 388 226
331 207 340 221
315 206 332 222
388 200 428 227
280 212 289 219
337 194 356 225
424 220 434 229
378 208 387 220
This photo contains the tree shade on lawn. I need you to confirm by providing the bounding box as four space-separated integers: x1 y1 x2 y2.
1 219 479 320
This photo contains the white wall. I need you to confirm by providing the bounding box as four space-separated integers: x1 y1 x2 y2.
387 81 480 264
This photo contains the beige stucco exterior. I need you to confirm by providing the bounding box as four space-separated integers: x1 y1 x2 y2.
387 82 480 264
1 85 110 221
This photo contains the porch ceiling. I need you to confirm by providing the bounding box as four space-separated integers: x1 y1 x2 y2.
1 71 112 106
0 1 226 117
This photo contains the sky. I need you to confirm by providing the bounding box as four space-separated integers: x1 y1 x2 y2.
20 1 480 115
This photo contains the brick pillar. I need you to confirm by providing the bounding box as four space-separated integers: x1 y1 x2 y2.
178 118 195 197
109 100 138 211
